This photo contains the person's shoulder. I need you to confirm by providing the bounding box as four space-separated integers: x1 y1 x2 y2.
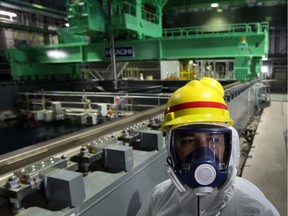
136 180 179 215
234 177 269 199
223 177 280 215
152 179 175 197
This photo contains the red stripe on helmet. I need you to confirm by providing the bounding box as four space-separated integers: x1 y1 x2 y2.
164 101 227 115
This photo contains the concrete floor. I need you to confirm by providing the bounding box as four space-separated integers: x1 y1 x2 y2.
242 96 287 216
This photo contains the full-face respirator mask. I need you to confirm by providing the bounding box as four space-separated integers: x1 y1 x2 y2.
166 125 232 194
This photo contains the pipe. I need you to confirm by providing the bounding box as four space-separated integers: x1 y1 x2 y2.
1 0 66 16
108 0 118 91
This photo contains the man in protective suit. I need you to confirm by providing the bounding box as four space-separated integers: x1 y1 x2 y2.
137 77 279 216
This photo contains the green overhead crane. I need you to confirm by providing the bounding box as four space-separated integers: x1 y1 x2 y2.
3 0 269 81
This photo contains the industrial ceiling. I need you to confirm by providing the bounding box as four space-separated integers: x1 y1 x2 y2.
0 0 287 28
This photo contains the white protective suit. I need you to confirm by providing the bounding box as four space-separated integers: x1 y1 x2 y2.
137 127 280 216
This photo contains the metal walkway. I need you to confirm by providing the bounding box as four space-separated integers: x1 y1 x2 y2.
242 95 287 216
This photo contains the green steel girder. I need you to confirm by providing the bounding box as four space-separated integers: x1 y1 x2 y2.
4 22 269 81
66 0 107 36
111 0 166 39
65 0 166 39
7 23 268 63
234 57 263 81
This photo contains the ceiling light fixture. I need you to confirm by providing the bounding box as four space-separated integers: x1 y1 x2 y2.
262 55 268 61
261 66 268 73
0 10 17 18
46 50 67 59
211 3 219 8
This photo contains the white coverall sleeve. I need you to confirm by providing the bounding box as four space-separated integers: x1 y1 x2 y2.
136 180 175 216
221 177 280 215
136 191 153 216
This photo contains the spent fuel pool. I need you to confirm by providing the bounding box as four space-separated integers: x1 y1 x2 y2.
0 119 90 155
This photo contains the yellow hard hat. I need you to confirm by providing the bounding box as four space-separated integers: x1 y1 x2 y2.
161 77 234 132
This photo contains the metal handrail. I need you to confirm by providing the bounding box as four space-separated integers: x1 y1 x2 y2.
162 22 269 38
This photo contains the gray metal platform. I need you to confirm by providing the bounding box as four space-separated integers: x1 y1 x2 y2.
242 98 288 216
0 84 284 216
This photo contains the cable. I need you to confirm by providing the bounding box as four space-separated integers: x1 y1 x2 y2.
197 195 200 216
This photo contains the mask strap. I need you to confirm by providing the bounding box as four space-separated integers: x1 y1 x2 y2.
167 167 187 193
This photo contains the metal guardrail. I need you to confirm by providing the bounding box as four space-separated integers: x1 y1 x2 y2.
116 1 161 24
162 22 269 38
224 79 259 103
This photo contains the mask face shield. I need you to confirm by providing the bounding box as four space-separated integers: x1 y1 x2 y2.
169 125 232 189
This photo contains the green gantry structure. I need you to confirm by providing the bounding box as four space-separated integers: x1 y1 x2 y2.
3 0 269 81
